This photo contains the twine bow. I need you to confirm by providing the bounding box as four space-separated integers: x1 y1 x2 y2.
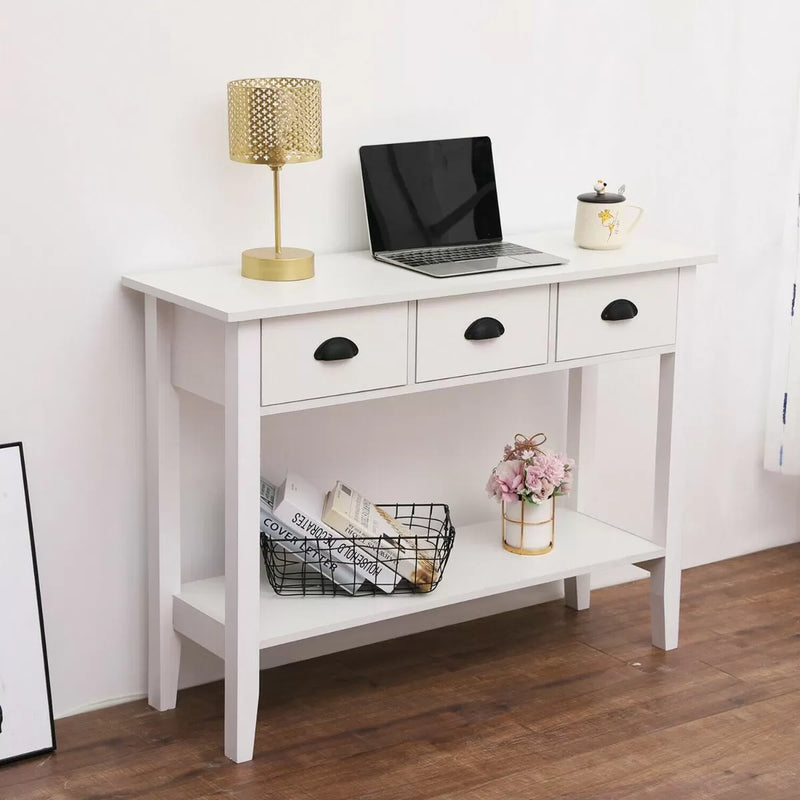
503 433 547 461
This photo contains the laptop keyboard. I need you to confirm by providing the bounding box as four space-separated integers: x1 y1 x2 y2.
387 242 537 267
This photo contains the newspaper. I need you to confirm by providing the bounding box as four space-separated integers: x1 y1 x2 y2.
261 478 363 594
271 473 401 593
322 481 437 591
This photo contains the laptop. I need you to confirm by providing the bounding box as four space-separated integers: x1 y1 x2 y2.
359 136 567 278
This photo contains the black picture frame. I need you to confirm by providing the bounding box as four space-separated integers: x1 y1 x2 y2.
0 442 56 765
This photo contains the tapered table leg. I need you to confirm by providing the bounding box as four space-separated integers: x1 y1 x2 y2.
223 320 262 762
144 297 182 710
564 366 593 611
650 266 696 649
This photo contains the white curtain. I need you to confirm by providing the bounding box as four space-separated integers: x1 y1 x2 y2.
765 99 800 474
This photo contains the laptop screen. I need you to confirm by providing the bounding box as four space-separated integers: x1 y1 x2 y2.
359 136 503 253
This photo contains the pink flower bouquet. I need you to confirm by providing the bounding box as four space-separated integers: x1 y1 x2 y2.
486 433 574 506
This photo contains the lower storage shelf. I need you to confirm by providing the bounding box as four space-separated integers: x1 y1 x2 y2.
172 509 665 659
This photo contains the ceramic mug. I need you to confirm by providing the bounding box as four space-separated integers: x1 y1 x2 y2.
573 185 644 250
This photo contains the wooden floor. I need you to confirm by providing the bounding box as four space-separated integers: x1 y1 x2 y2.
3 545 800 800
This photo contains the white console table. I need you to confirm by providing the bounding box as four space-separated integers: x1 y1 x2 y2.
122 231 715 763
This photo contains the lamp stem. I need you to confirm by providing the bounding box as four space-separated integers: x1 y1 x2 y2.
272 166 282 255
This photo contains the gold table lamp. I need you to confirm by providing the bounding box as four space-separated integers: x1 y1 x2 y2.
228 77 322 281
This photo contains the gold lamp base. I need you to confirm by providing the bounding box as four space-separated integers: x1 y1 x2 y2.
241 247 315 281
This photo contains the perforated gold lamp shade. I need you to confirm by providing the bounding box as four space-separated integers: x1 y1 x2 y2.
227 77 322 281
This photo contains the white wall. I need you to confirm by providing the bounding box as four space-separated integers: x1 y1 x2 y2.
2 0 798 717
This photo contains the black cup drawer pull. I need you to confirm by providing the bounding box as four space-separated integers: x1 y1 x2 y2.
313 337 359 361
464 317 505 340
601 299 639 321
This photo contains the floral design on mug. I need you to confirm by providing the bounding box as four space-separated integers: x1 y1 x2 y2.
598 208 620 241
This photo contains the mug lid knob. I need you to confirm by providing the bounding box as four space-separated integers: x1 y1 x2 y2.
578 179 626 203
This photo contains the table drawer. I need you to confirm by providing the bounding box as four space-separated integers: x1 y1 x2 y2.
416 286 550 383
556 270 679 361
261 303 408 405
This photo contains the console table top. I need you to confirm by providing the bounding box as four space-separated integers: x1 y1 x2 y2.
121 230 716 322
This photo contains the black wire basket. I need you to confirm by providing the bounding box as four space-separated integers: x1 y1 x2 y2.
260 502 455 596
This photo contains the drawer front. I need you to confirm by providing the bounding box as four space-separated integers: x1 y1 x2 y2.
416 286 550 383
556 270 679 361
261 303 408 405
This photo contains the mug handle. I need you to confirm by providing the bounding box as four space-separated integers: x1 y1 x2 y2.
623 204 645 234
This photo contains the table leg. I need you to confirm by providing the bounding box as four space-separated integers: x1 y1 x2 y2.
651 266 695 650
223 320 262 763
564 366 592 610
648 555 680 650
651 351 681 650
564 574 591 610
144 297 182 710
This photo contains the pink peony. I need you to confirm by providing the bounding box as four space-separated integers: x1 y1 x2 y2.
488 440 574 505
486 459 525 503
539 452 566 486
524 464 544 497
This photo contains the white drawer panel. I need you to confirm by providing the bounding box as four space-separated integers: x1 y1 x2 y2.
261 303 408 405
416 286 550 383
556 270 679 361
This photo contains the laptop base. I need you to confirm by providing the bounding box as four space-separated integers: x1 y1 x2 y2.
376 251 566 278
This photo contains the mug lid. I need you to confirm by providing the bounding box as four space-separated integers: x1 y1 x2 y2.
578 191 625 203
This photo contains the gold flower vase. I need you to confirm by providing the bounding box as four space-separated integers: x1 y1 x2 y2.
501 497 555 555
